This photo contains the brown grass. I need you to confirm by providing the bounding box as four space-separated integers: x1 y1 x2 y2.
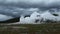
0 23 60 34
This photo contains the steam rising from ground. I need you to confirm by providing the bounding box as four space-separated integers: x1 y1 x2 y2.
20 11 60 24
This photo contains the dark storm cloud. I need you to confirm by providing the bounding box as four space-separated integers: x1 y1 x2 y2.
0 0 60 8
0 5 39 17
0 0 60 17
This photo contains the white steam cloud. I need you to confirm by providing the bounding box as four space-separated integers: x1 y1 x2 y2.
20 10 60 24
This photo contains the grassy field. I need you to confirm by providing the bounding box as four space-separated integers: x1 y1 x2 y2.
0 23 60 34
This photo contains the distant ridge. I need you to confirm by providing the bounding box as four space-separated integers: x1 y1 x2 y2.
0 17 20 23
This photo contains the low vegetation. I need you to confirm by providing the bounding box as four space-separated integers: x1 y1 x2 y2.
0 23 60 34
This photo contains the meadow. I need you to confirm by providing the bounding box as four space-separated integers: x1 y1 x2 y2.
0 23 60 34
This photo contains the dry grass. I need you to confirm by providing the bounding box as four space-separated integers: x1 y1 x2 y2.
0 23 60 34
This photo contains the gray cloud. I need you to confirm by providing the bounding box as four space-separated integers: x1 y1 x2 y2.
0 5 40 17
0 14 13 21
0 0 60 17
0 0 60 8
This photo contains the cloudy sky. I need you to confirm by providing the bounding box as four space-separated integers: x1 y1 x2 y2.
0 0 60 8
0 0 60 21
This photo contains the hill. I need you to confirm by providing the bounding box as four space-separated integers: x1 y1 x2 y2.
0 17 20 23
